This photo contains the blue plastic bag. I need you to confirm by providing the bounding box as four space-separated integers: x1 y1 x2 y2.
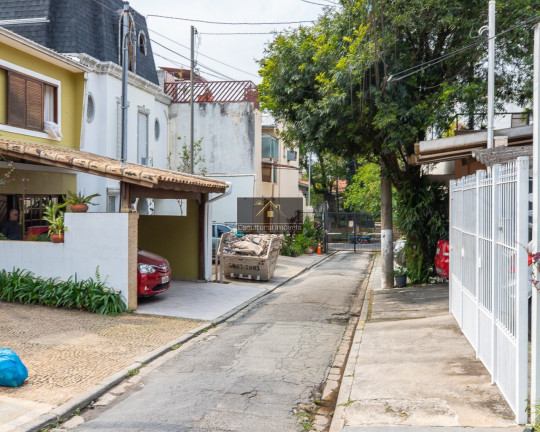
0 348 28 387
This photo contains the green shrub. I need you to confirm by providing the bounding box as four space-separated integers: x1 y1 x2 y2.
0 268 126 315
281 217 324 257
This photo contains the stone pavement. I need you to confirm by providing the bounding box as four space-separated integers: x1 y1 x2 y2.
0 304 204 432
0 252 328 432
330 255 527 432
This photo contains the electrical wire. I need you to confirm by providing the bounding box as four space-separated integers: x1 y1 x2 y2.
151 38 237 81
199 31 277 35
74 0 259 80
149 28 259 78
153 53 232 81
300 0 336 7
153 53 187 69
388 13 540 82
146 14 314 26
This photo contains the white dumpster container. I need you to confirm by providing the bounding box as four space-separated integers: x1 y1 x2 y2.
219 232 282 281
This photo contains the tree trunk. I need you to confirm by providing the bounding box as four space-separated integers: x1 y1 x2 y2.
381 163 394 289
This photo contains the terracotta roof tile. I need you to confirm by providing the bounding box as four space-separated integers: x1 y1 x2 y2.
0 139 227 193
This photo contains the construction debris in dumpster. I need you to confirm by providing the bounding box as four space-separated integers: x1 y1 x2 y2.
221 234 281 256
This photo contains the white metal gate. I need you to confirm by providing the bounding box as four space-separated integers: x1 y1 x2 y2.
450 157 529 423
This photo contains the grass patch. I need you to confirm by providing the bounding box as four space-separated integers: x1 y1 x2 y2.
127 368 140 376
338 398 356 407
295 404 316 431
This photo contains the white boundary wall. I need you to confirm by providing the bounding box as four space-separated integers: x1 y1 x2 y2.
450 157 529 424
0 213 132 303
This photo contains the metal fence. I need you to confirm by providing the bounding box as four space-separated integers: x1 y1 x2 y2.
323 212 380 252
450 157 529 423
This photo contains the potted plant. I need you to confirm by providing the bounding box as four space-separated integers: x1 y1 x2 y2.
43 201 66 243
65 190 100 213
394 266 407 288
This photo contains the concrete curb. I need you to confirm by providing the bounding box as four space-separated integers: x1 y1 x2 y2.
23 252 338 432
329 253 380 432
312 253 375 432
342 428 531 432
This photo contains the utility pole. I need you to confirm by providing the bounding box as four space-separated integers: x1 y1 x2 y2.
308 152 312 207
120 1 130 166
531 21 540 424
190 25 197 174
487 0 495 149
380 161 393 289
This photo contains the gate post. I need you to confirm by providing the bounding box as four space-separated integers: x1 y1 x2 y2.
353 213 357 253
531 23 540 422
475 174 480 357
491 164 500 384
515 156 529 424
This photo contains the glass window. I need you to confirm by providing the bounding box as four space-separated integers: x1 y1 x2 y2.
154 118 160 141
262 134 278 160
87 93 95 123
137 111 149 165
286 150 297 162
6 71 57 132
262 165 272 182
138 31 147 55
107 188 119 212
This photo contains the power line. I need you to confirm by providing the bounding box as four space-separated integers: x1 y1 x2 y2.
152 38 236 80
153 53 231 81
149 28 259 78
388 14 540 83
74 0 255 81
146 14 314 26
388 40 483 82
300 0 336 7
200 31 276 35
154 53 186 69
151 38 237 81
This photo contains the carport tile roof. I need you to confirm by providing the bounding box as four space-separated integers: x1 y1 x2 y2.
0 139 228 193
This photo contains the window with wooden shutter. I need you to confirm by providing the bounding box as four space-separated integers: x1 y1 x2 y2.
6 71 52 132
8 73 26 128
26 79 43 131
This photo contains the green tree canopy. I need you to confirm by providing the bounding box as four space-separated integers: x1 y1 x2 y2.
343 160 381 215
259 0 536 281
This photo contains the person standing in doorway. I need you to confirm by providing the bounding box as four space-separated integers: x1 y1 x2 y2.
1 208 22 240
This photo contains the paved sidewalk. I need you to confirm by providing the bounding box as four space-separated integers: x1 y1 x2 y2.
0 253 328 432
330 255 526 432
137 254 326 320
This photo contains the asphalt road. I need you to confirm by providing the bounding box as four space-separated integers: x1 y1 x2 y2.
75 252 371 432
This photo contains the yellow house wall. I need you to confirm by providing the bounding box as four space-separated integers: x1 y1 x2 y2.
138 200 200 280
0 42 85 149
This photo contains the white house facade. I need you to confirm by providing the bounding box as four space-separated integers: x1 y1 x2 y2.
74 54 171 213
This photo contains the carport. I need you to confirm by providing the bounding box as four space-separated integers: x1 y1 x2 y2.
0 139 228 309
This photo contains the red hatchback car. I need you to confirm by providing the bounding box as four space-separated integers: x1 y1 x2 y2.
434 239 450 279
137 249 171 296
25 226 171 297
